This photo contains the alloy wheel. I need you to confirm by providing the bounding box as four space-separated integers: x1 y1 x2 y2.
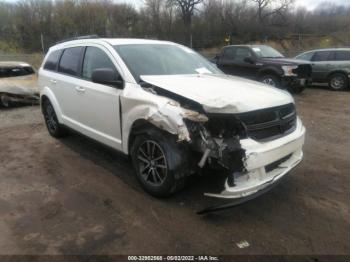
262 77 277 87
0 94 10 107
44 103 58 133
330 76 345 90
136 140 168 186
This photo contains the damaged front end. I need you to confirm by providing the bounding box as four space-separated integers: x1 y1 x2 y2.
0 62 39 107
140 79 305 213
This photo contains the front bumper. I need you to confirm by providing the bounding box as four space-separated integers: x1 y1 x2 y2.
282 76 311 87
205 118 305 199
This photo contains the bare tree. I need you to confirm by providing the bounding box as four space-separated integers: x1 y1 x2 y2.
251 0 294 25
168 0 203 44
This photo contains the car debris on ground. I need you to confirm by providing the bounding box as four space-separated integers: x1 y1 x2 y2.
0 61 39 108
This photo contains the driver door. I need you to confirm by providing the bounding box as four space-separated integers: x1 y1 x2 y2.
72 45 123 150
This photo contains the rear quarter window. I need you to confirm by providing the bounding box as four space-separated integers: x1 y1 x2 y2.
44 50 62 71
58 47 84 76
335 51 350 61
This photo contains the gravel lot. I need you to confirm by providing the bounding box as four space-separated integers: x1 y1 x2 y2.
0 87 349 255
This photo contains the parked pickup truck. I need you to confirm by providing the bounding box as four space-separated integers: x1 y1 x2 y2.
212 45 312 94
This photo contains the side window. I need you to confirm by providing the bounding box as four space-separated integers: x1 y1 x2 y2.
58 47 84 76
234 47 252 62
335 51 350 61
222 47 235 60
44 50 62 71
312 51 331 62
82 46 118 80
296 52 314 61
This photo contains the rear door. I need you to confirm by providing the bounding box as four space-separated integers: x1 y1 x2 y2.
71 45 123 150
54 46 85 123
333 50 350 73
310 51 332 81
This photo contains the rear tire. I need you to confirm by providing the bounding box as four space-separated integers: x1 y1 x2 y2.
259 74 281 88
42 99 67 138
0 93 11 108
328 73 348 91
131 128 191 198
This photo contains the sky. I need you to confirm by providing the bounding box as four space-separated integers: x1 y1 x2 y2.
294 0 350 10
114 0 350 10
3 0 350 11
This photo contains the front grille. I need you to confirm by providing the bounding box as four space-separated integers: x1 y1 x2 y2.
265 154 292 173
238 103 297 142
293 64 312 78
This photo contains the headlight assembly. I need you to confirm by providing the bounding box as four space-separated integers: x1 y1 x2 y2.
282 65 298 76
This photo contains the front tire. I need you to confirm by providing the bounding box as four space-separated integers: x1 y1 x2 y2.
328 73 348 91
42 99 67 138
0 93 11 108
260 74 281 88
131 128 191 198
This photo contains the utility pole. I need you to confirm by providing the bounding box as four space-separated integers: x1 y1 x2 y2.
40 34 45 54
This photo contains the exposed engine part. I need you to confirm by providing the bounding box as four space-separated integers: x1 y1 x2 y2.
184 118 246 175
198 148 211 168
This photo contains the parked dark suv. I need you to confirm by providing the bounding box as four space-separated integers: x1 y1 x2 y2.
295 48 350 91
213 45 312 93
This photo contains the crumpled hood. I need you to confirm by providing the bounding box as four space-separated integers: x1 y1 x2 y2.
0 74 39 96
141 74 293 114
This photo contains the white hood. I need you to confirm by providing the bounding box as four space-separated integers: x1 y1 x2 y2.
140 74 294 114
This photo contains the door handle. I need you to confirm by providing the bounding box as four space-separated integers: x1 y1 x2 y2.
50 79 57 84
75 86 86 93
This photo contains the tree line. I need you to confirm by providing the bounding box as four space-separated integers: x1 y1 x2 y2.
0 0 350 53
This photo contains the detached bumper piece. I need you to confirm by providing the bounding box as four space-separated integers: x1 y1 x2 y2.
204 149 303 199
198 120 305 214
197 172 289 215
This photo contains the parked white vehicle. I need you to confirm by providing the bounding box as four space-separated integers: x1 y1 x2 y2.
38 37 305 204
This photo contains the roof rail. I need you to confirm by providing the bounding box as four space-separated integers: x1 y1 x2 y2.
55 35 99 45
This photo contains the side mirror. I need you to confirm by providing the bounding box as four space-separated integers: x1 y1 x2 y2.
91 68 124 88
244 57 255 64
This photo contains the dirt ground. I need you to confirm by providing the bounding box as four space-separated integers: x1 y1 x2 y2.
0 87 349 255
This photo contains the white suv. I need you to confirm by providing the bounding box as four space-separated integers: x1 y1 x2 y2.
38 37 305 202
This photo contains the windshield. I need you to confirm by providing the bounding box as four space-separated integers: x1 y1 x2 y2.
0 66 35 78
114 44 222 82
251 46 284 58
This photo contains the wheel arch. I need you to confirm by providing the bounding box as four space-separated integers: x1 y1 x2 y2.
40 87 64 124
121 102 191 155
258 67 282 79
327 70 349 80
127 119 162 155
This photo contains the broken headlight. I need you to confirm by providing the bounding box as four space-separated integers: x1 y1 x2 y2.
205 114 247 139
282 65 298 76
181 108 209 123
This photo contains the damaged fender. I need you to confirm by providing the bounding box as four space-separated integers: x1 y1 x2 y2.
121 84 204 154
